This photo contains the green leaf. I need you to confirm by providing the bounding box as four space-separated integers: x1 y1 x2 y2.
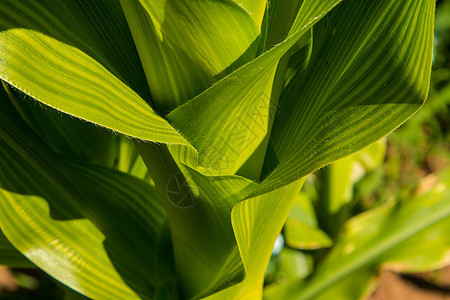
166 0 342 176
0 28 194 150
264 0 300 49
3 83 117 167
0 95 169 299
255 0 434 196
121 0 262 112
0 229 34 268
0 0 150 99
273 170 450 300
135 4 344 297
204 179 305 299
284 193 332 250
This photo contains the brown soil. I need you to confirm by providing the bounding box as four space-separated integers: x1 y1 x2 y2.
0 266 18 292
368 268 450 300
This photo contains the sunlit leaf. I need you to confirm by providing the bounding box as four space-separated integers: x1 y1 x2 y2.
0 95 168 299
256 0 434 196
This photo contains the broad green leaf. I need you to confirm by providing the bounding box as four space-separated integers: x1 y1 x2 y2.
234 0 268 27
0 229 34 268
284 193 332 250
0 96 169 299
283 29 313 87
166 0 342 176
121 0 262 112
235 16 314 180
167 53 278 175
135 4 343 296
273 170 450 300
264 0 300 49
0 0 150 100
3 83 116 167
0 28 194 151
205 179 304 300
255 0 434 196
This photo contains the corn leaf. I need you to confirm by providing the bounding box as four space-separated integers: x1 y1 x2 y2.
0 0 150 99
0 229 34 268
255 0 434 196
0 96 169 299
205 179 305 299
121 0 264 112
0 1 196 152
3 84 117 166
166 0 342 175
0 28 194 150
137 142 259 299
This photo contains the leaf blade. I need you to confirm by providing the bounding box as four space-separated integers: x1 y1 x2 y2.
0 94 169 299
0 28 193 149
255 0 434 196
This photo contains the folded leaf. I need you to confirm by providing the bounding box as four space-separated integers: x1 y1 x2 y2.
166 0 342 176
0 28 194 152
0 0 150 99
122 0 262 112
205 179 304 299
256 0 434 196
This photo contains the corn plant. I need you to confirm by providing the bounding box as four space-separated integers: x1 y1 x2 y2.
0 0 447 299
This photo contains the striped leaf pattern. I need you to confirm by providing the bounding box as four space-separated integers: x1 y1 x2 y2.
0 0 437 299
255 0 434 196
0 96 167 299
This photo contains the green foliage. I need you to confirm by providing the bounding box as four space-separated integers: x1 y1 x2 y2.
0 0 446 299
